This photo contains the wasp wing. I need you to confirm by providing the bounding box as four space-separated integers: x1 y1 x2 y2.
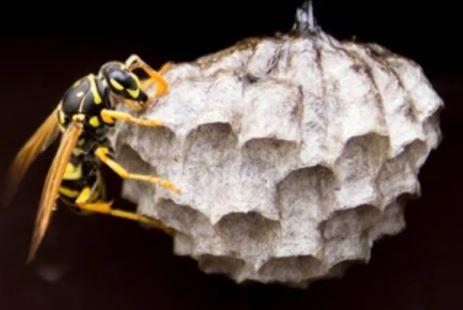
3 107 60 206
27 121 83 262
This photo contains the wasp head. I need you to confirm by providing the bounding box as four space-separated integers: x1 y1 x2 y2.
100 62 148 110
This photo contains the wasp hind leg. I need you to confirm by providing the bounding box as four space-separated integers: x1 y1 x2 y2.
75 187 174 235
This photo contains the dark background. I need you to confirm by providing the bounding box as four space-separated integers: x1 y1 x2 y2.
0 1 461 309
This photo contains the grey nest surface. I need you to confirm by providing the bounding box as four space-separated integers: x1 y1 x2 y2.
110 23 442 287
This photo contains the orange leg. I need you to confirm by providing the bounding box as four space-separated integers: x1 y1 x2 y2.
94 146 180 194
125 54 170 98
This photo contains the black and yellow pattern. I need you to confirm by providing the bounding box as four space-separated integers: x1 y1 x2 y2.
4 55 179 261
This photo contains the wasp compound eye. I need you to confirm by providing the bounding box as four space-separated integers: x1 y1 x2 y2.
108 70 135 91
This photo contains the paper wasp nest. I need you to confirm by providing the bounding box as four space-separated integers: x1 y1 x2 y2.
111 7 442 287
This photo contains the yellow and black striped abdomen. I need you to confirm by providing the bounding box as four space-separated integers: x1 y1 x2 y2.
58 150 106 207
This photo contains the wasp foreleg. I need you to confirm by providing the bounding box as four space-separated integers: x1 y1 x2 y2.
94 147 180 194
125 54 170 97
158 62 173 75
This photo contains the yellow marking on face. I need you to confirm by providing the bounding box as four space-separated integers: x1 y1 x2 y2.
76 91 84 98
110 78 124 91
89 116 100 127
63 162 83 180
59 186 80 198
88 75 102 104
133 73 141 88
127 73 142 99
127 88 140 99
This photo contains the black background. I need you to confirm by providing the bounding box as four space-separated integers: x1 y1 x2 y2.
0 1 461 309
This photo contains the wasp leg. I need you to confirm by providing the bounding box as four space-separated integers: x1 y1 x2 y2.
75 187 174 235
159 61 173 75
100 109 165 128
94 147 180 194
125 54 169 97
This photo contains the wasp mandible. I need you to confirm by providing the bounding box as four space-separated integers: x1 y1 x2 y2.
4 55 180 262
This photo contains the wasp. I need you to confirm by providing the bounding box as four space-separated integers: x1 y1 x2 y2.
4 55 180 262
